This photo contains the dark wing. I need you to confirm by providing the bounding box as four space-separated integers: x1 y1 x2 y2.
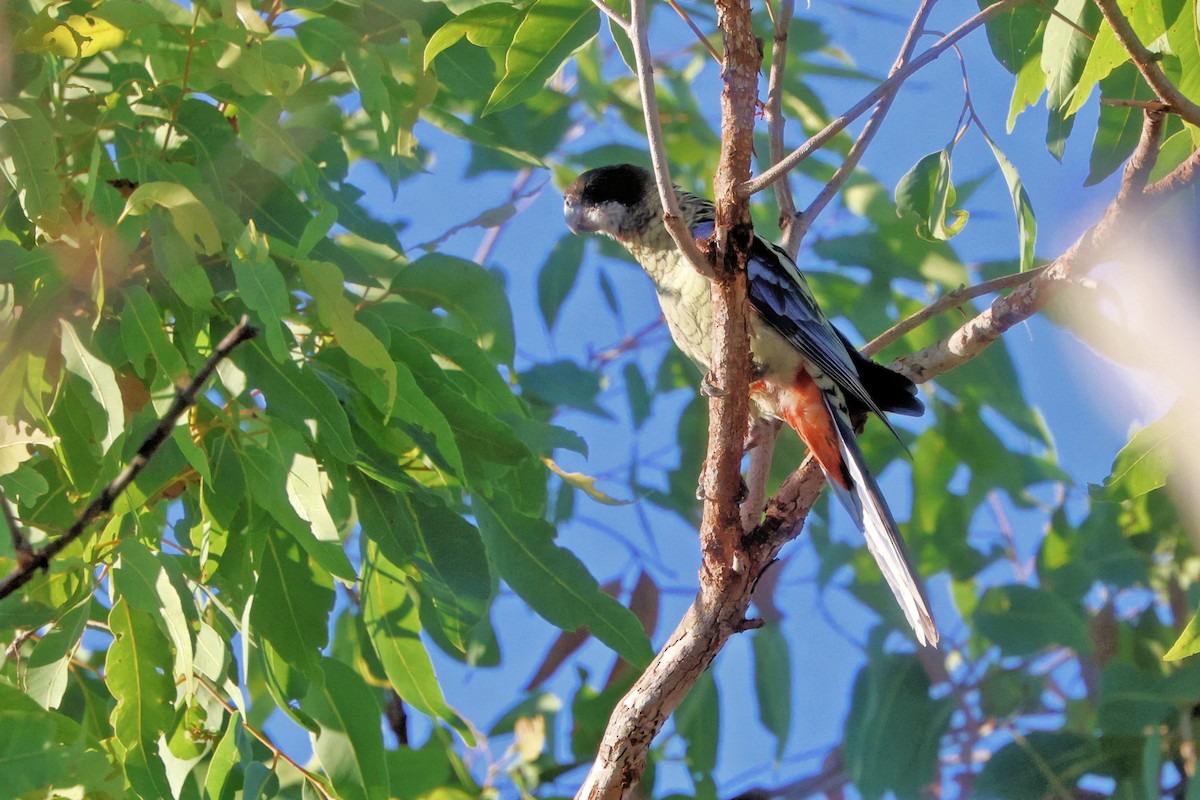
744 237 890 416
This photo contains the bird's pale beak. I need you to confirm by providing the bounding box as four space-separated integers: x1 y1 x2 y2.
563 199 590 234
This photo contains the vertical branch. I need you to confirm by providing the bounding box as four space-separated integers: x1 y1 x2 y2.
702 0 761 580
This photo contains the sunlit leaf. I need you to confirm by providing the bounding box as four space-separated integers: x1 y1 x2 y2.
1165 605 1200 661
484 0 599 114
894 149 969 242
59 320 124 452
361 541 475 744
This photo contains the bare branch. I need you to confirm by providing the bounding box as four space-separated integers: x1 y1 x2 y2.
1093 0 1200 128
862 266 1049 358
790 0 938 246
740 0 1029 198
628 0 716 279
0 317 259 602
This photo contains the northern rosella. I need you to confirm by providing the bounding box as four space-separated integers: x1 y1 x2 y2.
563 163 938 647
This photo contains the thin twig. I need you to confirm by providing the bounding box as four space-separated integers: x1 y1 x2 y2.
861 266 1049 358
740 0 1030 198
789 0 938 247
195 675 335 799
589 0 631 31
665 0 722 64
763 0 797 241
1100 97 1175 109
0 488 33 568
0 317 258 601
628 0 716 279
1093 0 1200 128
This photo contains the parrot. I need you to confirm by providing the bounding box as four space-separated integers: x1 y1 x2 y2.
563 163 938 647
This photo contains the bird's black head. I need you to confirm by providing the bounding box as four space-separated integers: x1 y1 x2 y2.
563 164 653 238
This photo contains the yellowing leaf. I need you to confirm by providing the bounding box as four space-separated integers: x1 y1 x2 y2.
33 15 126 58
120 182 222 255
0 417 58 476
544 458 630 506
513 716 545 762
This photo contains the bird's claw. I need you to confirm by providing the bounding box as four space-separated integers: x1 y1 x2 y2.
701 371 727 397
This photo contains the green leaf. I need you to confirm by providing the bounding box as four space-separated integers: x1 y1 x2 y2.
1087 63 1158 185
976 731 1102 799
113 540 195 683
843 654 954 800
250 528 334 674
1064 19 1128 117
299 259 397 416
1008 54 1046 131
147 213 216 309
297 202 338 260
484 0 599 114
238 344 357 463
59 319 125 452
752 621 791 761
623 361 652 430
203 712 247 800
354 478 490 655
232 221 293 363
975 584 1092 656
473 494 653 666
537 233 585 331
393 254 516 365
361 541 476 744
425 3 526 68
1040 0 1098 111
980 0 1048 74
105 598 176 748
520 360 611 418
1097 662 1176 733
304 658 391 800
894 149 969 241
0 101 63 227
981 133 1038 271
121 181 222 255
1105 405 1177 500
0 709 119 799
23 600 90 709
1165 604 1200 661
120 286 188 381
